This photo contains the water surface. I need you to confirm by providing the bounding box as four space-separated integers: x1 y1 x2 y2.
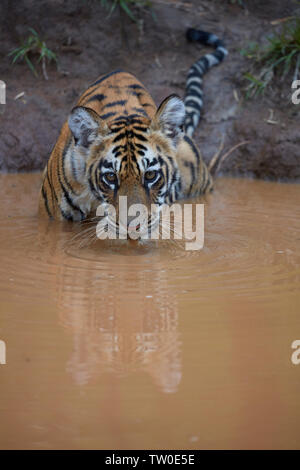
0 173 299 449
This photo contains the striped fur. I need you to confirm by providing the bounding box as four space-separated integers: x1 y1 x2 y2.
184 28 228 137
39 29 227 232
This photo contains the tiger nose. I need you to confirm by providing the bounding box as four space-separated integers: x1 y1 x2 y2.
127 215 140 231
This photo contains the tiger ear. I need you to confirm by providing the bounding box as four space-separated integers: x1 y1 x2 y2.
151 95 185 144
68 106 107 148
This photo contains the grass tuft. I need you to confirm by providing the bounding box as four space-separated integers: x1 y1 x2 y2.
100 0 154 23
8 28 57 80
241 17 300 98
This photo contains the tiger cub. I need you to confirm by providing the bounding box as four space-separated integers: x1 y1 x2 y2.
39 28 227 235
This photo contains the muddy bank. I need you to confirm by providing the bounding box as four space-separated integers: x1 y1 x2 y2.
0 0 299 180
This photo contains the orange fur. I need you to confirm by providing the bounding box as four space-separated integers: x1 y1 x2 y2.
39 70 212 223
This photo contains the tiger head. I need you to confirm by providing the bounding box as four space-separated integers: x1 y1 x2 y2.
68 95 185 238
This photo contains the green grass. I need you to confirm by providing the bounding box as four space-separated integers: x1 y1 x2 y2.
100 0 154 22
241 17 300 98
9 28 57 79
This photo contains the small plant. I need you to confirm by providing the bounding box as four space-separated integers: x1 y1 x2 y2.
100 0 153 22
98 0 155 49
9 28 57 80
241 17 300 98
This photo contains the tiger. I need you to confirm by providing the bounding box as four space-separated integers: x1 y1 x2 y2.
39 28 228 238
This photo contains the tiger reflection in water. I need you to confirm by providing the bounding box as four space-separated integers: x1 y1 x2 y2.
39 220 182 393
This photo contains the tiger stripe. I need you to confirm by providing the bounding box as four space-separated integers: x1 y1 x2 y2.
39 29 227 227
184 28 228 137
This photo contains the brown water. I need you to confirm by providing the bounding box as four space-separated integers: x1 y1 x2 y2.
0 173 299 450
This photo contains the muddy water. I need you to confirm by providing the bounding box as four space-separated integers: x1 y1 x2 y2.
0 173 299 450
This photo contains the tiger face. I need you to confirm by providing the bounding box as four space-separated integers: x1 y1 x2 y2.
68 95 185 238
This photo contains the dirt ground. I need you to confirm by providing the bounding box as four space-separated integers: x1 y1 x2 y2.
0 0 299 180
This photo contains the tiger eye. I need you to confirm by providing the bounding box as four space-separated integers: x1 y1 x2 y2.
104 172 117 183
144 170 157 182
